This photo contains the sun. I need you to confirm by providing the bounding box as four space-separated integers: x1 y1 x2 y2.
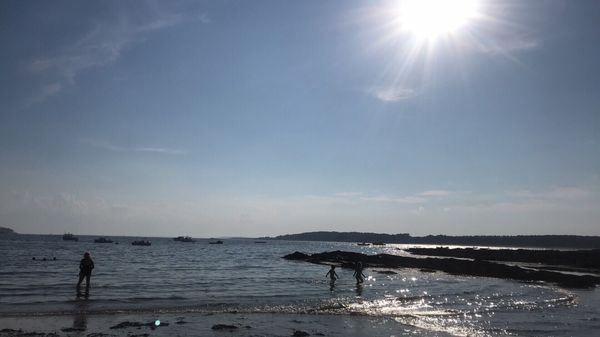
397 0 479 41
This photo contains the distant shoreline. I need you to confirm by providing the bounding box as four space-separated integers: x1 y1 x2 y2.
0 227 16 236
267 231 600 249
4 228 600 248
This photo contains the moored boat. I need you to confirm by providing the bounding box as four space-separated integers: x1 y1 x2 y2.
174 236 195 242
131 240 151 246
94 237 114 243
62 233 78 241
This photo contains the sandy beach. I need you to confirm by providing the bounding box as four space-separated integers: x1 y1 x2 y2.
0 311 453 337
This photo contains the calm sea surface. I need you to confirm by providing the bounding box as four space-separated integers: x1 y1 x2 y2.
1 235 599 336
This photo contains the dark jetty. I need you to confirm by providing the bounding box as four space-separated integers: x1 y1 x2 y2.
283 250 600 289
405 247 600 270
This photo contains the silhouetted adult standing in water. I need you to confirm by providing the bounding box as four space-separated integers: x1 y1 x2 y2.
353 261 366 284
76 252 94 298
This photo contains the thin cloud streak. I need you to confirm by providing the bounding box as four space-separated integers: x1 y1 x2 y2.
82 139 188 155
417 190 452 197
368 86 416 102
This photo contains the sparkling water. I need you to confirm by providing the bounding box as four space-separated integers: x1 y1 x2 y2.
1 235 598 336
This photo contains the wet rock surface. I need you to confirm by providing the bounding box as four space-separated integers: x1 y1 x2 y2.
283 250 600 288
211 324 238 330
405 247 600 269
109 321 168 330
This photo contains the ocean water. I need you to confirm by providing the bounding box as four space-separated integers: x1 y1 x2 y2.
0 235 599 336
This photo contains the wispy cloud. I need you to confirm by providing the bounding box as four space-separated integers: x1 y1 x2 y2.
26 6 207 105
446 186 597 214
293 189 454 206
198 13 211 24
368 86 416 102
464 32 539 56
360 195 426 204
417 190 452 197
506 187 591 201
24 82 64 107
82 139 188 155
333 192 362 197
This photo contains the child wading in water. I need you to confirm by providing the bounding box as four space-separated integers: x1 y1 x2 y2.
326 265 339 291
325 265 339 281
77 252 94 297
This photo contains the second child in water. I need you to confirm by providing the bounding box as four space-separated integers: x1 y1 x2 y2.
353 261 366 284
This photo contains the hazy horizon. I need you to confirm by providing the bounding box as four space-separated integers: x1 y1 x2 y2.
1 1 599 237
5 226 600 238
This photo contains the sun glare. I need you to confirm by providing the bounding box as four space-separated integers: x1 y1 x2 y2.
398 0 479 40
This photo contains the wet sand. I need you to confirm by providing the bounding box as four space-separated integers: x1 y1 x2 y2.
0 312 455 337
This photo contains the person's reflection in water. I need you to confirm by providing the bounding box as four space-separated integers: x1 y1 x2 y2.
72 300 88 331
355 283 363 297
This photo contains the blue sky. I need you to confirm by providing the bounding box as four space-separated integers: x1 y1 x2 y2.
1 0 599 236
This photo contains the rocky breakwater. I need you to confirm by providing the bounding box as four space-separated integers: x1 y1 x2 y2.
405 247 600 270
283 250 600 289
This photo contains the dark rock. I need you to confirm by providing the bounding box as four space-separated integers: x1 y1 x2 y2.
292 330 310 337
1 329 22 333
405 247 600 269
211 324 238 330
283 252 310 260
16 332 47 337
61 327 86 332
110 321 144 329
0 331 58 337
283 250 600 288
109 321 168 330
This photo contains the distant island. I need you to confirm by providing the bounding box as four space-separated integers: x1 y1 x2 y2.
0 226 17 236
268 231 600 248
